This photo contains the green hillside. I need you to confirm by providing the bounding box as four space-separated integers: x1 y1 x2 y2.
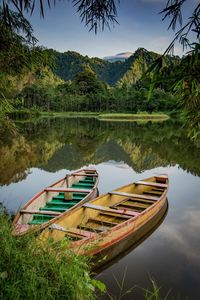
50 48 180 86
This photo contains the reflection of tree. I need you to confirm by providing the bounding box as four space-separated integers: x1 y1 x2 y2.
0 129 63 185
1 117 200 185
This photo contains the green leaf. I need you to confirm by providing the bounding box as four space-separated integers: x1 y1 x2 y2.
0 271 8 279
91 279 106 293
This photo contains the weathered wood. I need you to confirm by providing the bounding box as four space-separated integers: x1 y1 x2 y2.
128 197 155 204
45 187 91 193
20 210 60 216
49 224 96 238
99 212 130 219
113 201 149 210
82 203 140 217
88 218 118 227
109 191 159 201
72 173 98 177
156 174 168 178
85 169 97 172
143 190 162 196
136 181 167 188
155 175 168 182
78 225 104 233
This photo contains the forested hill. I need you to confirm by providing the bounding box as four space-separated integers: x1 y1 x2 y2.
50 48 180 85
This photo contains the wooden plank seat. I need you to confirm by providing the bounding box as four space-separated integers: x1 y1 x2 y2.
48 224 96 238
20 209 60 216
71 172 98 177
82 203 140 217
112 201 149 210
152 188 164 191
143 190 162 196
136 181 167 189
127 197 155 205
72 182 93 187
109 191 160 202
45 187 91 193
111 196 155 206
99 212 130 219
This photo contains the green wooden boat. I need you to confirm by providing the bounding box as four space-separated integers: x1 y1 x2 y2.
12 168 99 236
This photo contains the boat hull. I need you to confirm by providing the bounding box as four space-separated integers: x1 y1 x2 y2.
92 198 168 272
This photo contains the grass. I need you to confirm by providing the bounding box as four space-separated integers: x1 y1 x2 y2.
0 215 103 300
97 113 170 122
40 111 170 122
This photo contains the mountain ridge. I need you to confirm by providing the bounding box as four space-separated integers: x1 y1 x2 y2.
50 47 180 86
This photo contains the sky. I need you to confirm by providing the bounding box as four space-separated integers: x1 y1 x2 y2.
27 0 197 58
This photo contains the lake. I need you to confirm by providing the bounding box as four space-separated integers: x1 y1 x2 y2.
0 117 200 299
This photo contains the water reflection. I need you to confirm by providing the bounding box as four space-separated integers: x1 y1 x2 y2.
1 117 200 299
1 117 200 185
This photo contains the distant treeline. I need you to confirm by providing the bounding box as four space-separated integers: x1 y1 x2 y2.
15 65 178 113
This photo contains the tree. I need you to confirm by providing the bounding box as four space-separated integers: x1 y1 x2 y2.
74 65 106 94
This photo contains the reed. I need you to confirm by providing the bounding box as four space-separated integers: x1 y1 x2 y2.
105 268 170 300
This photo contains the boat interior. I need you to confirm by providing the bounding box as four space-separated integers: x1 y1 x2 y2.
18 169 98 226
42 175 168 242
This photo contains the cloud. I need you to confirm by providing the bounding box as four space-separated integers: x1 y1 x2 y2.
158 209 200 263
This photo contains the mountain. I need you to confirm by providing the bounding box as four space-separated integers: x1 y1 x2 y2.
51 48 180 86
103 52 133 63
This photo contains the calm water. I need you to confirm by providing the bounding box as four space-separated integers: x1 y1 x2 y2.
0 117 200 299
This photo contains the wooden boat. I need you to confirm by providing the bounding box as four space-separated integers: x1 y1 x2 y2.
13 168 99 236
39 174 169 258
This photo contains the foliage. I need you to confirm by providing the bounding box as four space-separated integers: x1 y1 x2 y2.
0 22 31 75
0 4 36 45
74 65 107 94
1 0 119 33
160 1 200 54
147 1 200 134
0 214 102 300
73 0 119 33
18 78 178 113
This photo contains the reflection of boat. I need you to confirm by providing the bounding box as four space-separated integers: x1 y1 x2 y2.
13 168 99 236
93 199 168 273
39 175 169 260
